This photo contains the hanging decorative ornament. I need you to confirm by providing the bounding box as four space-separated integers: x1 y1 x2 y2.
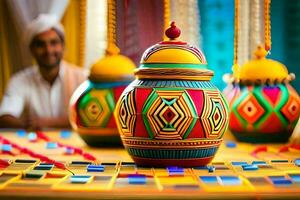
250 0 261 57
163 0 170 41
238 0 250 65
232 0 240 81
114 22 229 167
225 0 300 143
69 0 136 146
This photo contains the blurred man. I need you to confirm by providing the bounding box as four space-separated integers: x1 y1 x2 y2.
0 14 86 129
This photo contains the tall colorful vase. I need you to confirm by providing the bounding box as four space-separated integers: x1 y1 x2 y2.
114 22 229 167
225 46 300 143
69 54 135 146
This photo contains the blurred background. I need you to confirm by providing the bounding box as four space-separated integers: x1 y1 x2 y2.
0 0 299 100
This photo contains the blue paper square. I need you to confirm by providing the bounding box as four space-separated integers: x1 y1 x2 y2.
28 132 37 141
294 159 300 166
46 142 58 149
1 144 12 152
268 176 292 186
70 175 91 184
87 165 105 172
128 174 146 184
231 161 248 166
220 176 242 185
289 174 300 182
252 161 267 165
65 147 75 155
272 179 292 186
16 130 26 137
226 141 237 148
199 176 218 184
60 130 71 139
242 164 258 171
167 166 184 175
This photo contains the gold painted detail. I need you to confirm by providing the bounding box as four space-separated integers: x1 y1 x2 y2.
121 137 222 149
135 68 213 81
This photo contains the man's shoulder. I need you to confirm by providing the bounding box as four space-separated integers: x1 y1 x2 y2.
61 61 87 77
62 61 82 71
10 66 37 82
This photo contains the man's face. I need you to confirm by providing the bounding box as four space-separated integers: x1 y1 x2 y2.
30 29 64 70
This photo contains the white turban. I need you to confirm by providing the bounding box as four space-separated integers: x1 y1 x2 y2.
25 14 65 47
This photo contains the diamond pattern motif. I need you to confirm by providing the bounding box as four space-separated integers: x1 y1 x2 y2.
78 89 115 127
142 89 198 139
281 94 300 122
228 84 300 137
237 94 265 124
86 100 103 121
118 90 136 137
201 91 229 139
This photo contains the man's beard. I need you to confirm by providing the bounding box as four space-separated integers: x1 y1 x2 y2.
37 55 62 70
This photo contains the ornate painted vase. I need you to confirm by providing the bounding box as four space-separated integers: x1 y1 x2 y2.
225 46 300 143
114 22 229 167
69 53 135 146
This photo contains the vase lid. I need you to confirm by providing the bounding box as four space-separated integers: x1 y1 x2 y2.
135 22 213 81
89 44 136 82
238 46 294 85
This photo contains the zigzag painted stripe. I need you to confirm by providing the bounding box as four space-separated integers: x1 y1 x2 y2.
126 147 219 159
131 79 217 89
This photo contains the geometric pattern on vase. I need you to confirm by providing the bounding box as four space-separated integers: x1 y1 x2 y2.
142 88 198 140
117 90 136 137
231 86 275 130
281 91 300 122
255 85 288 128
236 93 265 124
78 89 115 127
201 90 229 139
262 86 281 106
229 84 300 134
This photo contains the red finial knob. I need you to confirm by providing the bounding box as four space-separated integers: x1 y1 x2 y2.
165 21 181 40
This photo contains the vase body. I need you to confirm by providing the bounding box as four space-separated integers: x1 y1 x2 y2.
115 78 229 166
114 22 230 166
69 52 135 147
114 22 229 167
70 80 131 146
226 83 300 143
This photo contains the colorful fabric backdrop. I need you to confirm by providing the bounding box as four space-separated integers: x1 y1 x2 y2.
198 0 234 90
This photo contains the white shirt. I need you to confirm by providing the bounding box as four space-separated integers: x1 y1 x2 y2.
0 61 86 119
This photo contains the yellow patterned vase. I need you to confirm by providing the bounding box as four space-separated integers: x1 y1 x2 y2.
70 54 135 146
114 22 229 167
225 46 300 143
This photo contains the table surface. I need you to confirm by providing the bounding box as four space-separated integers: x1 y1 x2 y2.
0 130 300 199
